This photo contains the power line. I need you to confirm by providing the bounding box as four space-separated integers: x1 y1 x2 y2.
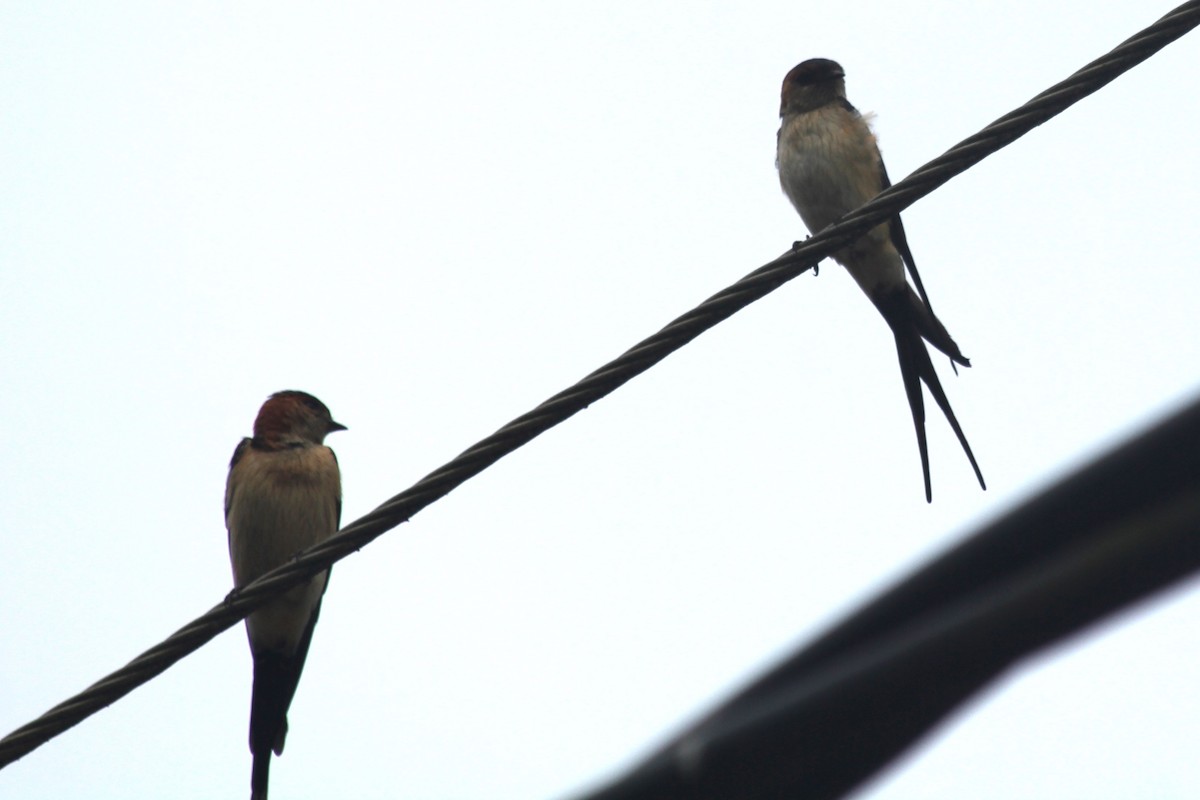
2 0 1198 771
576 394 1200 800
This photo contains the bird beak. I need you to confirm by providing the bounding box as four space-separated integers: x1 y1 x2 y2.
329 421 348 432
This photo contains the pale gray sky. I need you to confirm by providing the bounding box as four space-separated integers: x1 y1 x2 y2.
3 2 1199 798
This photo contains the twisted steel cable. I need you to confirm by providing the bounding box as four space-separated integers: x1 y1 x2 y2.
2 0 1198 769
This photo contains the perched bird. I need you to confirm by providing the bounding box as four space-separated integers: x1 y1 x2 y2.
776 57 985 502
225 390 346 799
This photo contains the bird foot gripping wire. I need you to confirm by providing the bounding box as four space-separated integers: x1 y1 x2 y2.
787 236 816 277
791 237 818 275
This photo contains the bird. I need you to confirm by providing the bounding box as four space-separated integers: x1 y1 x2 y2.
776 57 985 502
225 390 346 799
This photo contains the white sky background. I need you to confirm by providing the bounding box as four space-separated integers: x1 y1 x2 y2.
3 1 1199 798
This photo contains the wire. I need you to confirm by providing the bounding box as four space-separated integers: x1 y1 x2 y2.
2 0 1198 770
577 394 1200 800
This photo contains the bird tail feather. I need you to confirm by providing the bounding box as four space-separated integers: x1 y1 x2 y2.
875 287 986 500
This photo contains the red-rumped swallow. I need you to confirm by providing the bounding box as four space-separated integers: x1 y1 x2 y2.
225 390 345 799
776 58 985 502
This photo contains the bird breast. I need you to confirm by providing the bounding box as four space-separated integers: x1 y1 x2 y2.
777 106 883 235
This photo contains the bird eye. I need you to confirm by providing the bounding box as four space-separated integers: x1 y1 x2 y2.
301 396 329 416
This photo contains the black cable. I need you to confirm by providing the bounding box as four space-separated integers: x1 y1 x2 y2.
578 394 1200 800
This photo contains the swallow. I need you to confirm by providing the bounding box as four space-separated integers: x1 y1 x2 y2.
776 57 985 501
225 390 346 798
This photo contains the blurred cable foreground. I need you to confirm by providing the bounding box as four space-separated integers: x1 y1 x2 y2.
577 393 1200 800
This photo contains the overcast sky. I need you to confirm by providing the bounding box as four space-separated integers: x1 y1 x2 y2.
3 2 1199 798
